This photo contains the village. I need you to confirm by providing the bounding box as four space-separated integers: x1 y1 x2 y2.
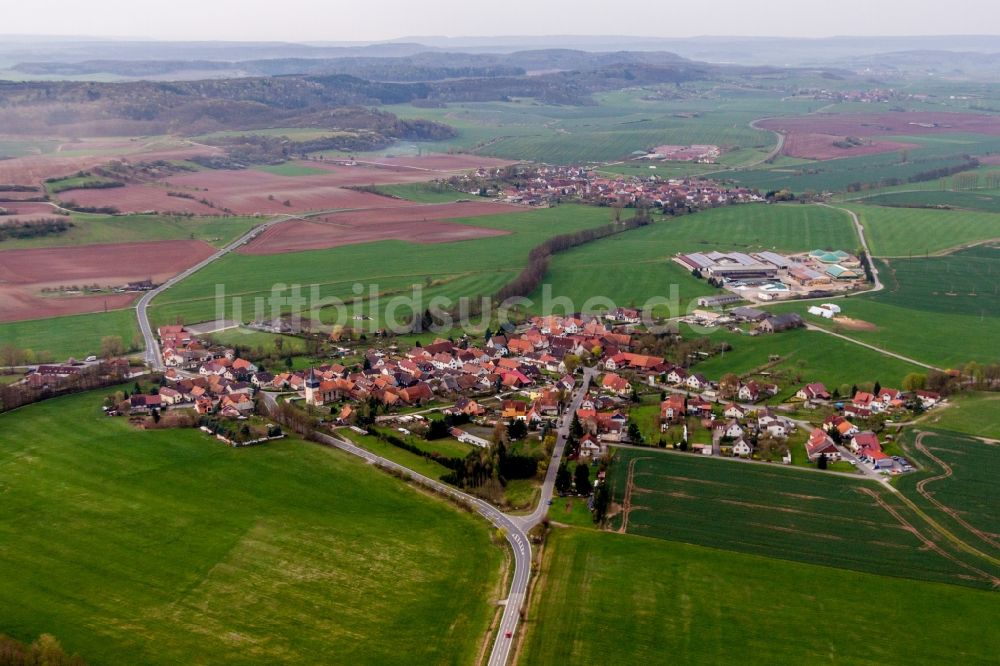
447 164 764 210
28 308 928 483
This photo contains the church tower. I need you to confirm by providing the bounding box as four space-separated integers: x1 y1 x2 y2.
305 368 320 406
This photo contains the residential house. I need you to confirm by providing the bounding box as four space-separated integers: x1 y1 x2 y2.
805 428 841 461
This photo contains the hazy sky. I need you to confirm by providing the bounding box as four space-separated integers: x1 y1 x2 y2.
4 0 998 42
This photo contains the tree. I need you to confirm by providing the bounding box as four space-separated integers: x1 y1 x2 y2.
555 462 572 495
574 462 592 495
507 419 528 441
592 479 610 523
101 335 125 359
426 419 450 440
719 373 740 399
873 380 882 396
571 413 584 438
151 408 160 424
817 453 828 470
563 354 580 374
627 421 644 444
902 372 926 392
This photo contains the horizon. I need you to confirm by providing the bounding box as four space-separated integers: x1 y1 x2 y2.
2 0 999 42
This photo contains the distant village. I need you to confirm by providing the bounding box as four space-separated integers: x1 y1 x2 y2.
448 165 763 210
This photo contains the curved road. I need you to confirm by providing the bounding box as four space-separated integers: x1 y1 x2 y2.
310 367 595 666
137 213 303 370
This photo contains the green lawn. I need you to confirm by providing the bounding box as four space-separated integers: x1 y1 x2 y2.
341 429 455 482
529 203 856 315
0 390 502 665
521 528 1000 665
607 447 1000 588
0 214 264 250
0 309 140 360
204 327 308 355
849 204 1000 257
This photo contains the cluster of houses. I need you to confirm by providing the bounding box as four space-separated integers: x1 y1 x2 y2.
457 165 763 209
655 391 797 459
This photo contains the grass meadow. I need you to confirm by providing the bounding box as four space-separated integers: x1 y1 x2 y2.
607 448 1000 588
691 326 923 392
520 528 1000 665
0 390 502 665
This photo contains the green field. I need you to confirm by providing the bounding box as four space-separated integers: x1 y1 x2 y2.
254 162 329 177
0 309 140 360
692 326 923 393
608 447 1000 588
782 296 1000 368
918 393 1000 440
204 327 307 355
522 528 1000 665
0 213 264 250
529 203 856 314
861 189 1000 213
380 91 801 165
730 134 1000 194
873 246 1000 318
0 390 502 664
44 174 123 194
149 204 623 328
372 182 470 203
897 430 1000 559
850 204 1000 257
341 429 455 481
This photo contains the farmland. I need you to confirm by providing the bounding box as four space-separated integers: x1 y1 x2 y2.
918 393 1000 440
0 308 140 359
0 213 263 250
860 189 1000 213
872 246 1000 318
382 91 799 165
521 528 1000 665
608 447 1000 588
238 201 519 255
0 389 502 665
528 203 856 313
850 204 1000 256
0 239 217 322
690 326 924 393
788 296 1000 368
149 204 624 328
897 430 1000 558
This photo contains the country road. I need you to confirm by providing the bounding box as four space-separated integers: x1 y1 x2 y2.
260 368 596 666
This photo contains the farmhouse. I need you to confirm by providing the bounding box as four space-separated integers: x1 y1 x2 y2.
756 313 804 334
